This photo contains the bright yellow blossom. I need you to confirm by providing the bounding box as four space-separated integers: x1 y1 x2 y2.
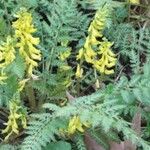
76 5 116 75
68 116 84 134
12 8 41 76
95 39 116 74
2 100 27 141
0 36 15 82
75 64 83 78
67 116 89 135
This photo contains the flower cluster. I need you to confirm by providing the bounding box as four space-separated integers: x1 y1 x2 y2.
67 116 89 135
2 100 27 141
76 5 116 78
12 8 41 76
0 36 15 82
75 64 83 78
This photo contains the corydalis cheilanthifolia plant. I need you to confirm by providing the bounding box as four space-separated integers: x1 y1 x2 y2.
12 8 41 76
1 8 41 141
76 5 116 78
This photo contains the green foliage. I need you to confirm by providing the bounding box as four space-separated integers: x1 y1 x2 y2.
0 76 18 106
105 23 150 73
36 0 89 62
21 87 150 150
44 141 71 150
0 144 16 150
73 134 87 150
0 0 150 150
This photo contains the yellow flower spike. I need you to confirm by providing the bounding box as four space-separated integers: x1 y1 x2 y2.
96 40 116 74
12 8 41 76
76 5 116 75
75 64 83 78
2 100 27 141
0 36 15 83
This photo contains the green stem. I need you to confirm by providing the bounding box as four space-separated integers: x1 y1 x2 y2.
46 47 55 71
3 1 11 35
26 83 36 112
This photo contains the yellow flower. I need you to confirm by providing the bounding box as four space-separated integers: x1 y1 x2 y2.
67 116 84 135
129 0 140 4
92 6 109 34
12 8 41 76
75 64 83 78
59 49 71 61
95 39 116 74
2 100 27 141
